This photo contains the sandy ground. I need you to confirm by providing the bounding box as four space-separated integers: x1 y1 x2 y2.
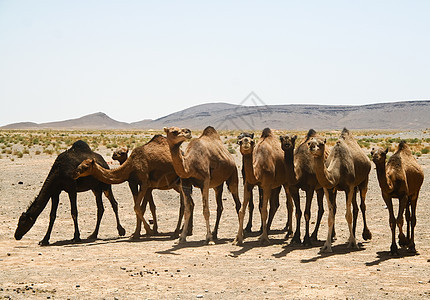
0 144 429 299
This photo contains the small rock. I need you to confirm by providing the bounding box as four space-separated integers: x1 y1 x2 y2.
18 181 23 185
76 285 80 288
418 281 423 284
7 253 11 256
196 295 204 298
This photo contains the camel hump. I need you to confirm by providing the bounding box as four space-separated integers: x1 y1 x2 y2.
261 128 272 138
340 128 353 140
71 140 92 153
397 140 412 154
149 134 167 144
201 126 219 137
306 129 317 139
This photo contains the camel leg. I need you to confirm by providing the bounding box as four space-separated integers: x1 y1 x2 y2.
289 186 302 244
258 187 271 244
87 189 105 240
212 184 224 240
311 188 324 241
173 188 184 238
103 187 126 237
408 194 418 253
244 187 254 233
397 195 408 248
131 187 153 240
267 186 281 234
283 185 294 238
67 191 81 243
351 188 359 238
201 183 214 245
177 181 194 244
39 194 60 246
227 172 242 215
303 188 315 246
384 195 398 255
234 183 252 245
129 182 142 239
321 188 335 253
405 200 411 243
142 189 158 234
358 180 372 240
345 187 358 249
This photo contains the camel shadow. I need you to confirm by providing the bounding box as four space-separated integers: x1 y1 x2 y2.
272 239 325 258
48 231 179 247
365 249 419 266
300 242 366 263
155 238 232 255
229 237 286 257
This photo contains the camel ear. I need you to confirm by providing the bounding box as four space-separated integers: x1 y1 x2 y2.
251 133 254 139
279 136 284 142
384 148 388 154
163 127 169 133
324 138 327 144
293 135 297 141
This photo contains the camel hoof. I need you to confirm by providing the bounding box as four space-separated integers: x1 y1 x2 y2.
389 244 399 256
72 237 82 244
303 236 313 247
206 240 215 245
233 236 243 246
291 234 301 245
362 229 372 241
258 235 270 245
39 239 49 246
320 242 332 253
129 234 140 241
118 226 126 236
87 233 98 241
175 237 186 245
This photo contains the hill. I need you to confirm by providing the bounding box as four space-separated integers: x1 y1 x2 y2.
2 101 429 130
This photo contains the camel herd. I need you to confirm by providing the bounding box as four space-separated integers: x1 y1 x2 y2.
15 127 424 256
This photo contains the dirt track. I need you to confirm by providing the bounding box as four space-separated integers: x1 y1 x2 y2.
1 146 429 299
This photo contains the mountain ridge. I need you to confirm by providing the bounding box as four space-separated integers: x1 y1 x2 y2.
2 100 429 130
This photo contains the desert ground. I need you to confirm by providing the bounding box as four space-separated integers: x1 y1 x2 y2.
0 130 429 299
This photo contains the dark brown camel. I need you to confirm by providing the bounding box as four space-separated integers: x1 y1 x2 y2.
14 140 126 245
280 129 325 245
371 142 424 255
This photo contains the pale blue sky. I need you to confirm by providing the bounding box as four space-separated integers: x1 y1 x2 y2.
0 1 429 126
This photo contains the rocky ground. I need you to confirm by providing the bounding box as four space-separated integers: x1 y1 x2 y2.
0 139 429 299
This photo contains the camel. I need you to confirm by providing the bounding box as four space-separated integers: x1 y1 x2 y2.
73 135 185 240
14 140 126 245
234 128 293 245
236 132 292 236
371 142 424 255
280 129 326 245
111 147 159 235
308 128 372 252
163 126 241 244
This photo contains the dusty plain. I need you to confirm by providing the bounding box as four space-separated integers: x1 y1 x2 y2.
0 130 429 299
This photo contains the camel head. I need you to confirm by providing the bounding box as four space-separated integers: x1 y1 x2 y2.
370 147 388 164
163 127 192 145
307 137 326 158
15 211 36 240
280 134 297 152
237 132 255 155
112 147 129 164
72 158 96 179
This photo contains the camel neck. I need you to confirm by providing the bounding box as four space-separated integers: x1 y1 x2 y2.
169 143 191 178
90 161 133 184
374 160 393 193
313 154 336 189
242 153 258 184
283 149 298 185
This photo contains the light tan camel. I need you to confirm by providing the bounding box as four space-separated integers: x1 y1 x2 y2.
308 128 372 252
111 147 168 236
280 129 326 245
371 142 424 254
73 135 185 239
236 132 292 236
163 126 241 245
234 128 292 245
